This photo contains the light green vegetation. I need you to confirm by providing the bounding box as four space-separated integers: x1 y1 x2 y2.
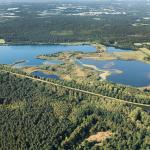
3 101 25 110
23 66 39 73
50 30 74 36
113 48 150 63
35 60 102 84
0 39 5 44
134 42 150 47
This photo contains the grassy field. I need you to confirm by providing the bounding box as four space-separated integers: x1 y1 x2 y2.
50 30 74 36
113 48 150 63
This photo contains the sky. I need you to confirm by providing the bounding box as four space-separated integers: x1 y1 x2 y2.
2 0 87 2
0 0 149 3
3 0 85 1
1 0 147 2
1 0 99 3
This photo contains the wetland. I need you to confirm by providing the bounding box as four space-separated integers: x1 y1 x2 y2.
0 43 150 87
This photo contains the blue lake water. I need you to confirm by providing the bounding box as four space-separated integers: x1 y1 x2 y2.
107 47 131 53
32 71 60 80
0 44 96 66
79 59 150 87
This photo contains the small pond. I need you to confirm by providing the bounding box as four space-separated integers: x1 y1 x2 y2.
32 71 60 80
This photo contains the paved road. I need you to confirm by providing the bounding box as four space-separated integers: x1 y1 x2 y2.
1 70 150 109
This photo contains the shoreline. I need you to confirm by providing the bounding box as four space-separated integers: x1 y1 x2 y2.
12 60 26 66
32 42 150 65
0 42 133 51
76 59 119 81
0 42 106 53
139 86 150 90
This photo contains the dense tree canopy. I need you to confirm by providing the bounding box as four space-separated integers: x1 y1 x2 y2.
0 67 150 149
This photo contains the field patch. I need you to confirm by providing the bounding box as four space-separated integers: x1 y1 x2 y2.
50 30 73 36
87 131 112 143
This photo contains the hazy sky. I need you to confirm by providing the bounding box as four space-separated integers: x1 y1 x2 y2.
1 0 148 3
2 0 89 1
1 0 100 3
2 0 90 1
1 0 91 2
2 0 148 1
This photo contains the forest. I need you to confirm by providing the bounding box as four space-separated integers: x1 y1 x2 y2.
0 65 150 149
1 65 150 105
0 1 150 149
0 1 150 49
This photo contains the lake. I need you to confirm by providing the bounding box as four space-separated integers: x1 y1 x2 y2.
79 59 150 87
0 44 150 87
0 44 96 66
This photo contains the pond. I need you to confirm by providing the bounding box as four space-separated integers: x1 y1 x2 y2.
32 71 60 80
